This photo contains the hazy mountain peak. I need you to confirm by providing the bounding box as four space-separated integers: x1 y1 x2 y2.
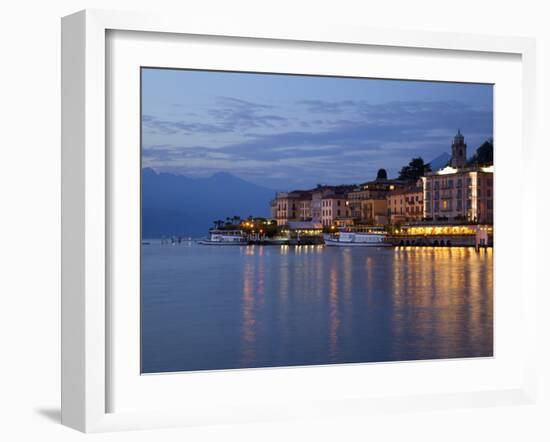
209 171 237 180
428 152 451 171
142 168 274 237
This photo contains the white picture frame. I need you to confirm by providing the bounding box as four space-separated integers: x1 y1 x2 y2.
61 9 538 433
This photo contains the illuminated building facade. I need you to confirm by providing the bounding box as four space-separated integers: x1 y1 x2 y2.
321 194 350 227
387 183 424 224
422 167 493 223
422 131 493 223
272 186 356 227
311 187 336 222
272 191 306 225
348 169 403 226
271 132 493 229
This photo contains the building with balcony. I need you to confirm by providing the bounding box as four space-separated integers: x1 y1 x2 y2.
310 186 338 222
348 169 406 226
272 188 338 226
387 183 424 224
320 193 350 227
272 185 356 227
421 130 493 224
272 191 305 226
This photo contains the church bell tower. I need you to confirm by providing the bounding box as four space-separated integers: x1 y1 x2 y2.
450 129 467 168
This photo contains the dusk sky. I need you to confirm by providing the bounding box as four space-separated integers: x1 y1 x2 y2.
141 68 493 190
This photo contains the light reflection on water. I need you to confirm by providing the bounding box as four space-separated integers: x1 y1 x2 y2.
141 243 493 373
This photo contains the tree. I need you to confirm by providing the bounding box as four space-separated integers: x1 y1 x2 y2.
398 157 431 181
376 169 388 180
262 222 278 238
468 139 493 167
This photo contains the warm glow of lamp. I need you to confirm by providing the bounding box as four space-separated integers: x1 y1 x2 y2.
437 166 458 175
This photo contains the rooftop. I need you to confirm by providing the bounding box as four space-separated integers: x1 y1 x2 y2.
388 185 423 196
424 164 494 176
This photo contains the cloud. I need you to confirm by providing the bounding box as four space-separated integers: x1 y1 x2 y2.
298 98 491 122
207 96 288 130
215 96 273 111
142 95 290 136
297 99 357 114
142 98 492 188
207 100 491 162
142 115 230 135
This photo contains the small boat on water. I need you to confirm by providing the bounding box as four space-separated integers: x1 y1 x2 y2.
324 232 392 247
198 230 248 245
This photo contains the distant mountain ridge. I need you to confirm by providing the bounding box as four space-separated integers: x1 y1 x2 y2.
428 152 451 171
142 168 275 237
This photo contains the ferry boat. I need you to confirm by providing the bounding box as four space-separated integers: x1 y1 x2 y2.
198 230 248 245
324 232 392 247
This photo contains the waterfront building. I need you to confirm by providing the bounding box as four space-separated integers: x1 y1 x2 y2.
387 182 423 224
286 221 323 234
272 191 300 226
276 221 324 244
272 190 315 225
310 186 335 222
273 185 356 227
320 193 350 227
422 130 493 224
298 198 312 221
348 169 405 226
393 223 493 247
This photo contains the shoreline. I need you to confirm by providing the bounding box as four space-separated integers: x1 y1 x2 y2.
142 238 493 249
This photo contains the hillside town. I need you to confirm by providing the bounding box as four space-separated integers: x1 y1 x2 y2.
271 130 493 228
206 130 493 247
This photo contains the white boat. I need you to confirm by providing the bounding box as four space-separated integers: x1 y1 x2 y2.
324 232 392 247
198 230 248 245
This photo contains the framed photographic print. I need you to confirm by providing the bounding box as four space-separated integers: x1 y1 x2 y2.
140 68 494 374
61 9 538 432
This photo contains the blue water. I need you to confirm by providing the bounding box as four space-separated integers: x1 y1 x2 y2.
141 242 493 373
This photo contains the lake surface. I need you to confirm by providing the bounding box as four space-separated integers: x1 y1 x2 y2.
141 242 493 373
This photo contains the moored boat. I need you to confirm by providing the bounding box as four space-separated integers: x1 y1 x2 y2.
198 230 248 245
324 232 392 247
